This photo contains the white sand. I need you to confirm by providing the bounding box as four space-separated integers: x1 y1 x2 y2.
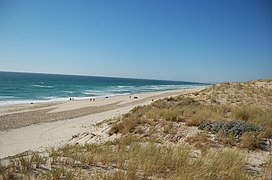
0 87 205 159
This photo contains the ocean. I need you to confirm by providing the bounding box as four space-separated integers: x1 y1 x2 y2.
0 71 208 105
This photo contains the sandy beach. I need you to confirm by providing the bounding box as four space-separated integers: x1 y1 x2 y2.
0 87 205 159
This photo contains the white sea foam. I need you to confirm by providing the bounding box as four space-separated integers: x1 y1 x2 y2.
81 90 106 96
108 89 130 93
140 85 193 91
63 91 74 94
110 86 135 89
0 96 15 99
81 88 133 98
0 84 205 106
32 85 54 88
74 93 130 100
0 97 69 106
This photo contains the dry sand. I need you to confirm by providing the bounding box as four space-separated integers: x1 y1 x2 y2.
0 87 205 159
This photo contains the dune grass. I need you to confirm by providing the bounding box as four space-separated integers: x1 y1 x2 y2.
1 135 253 179
109 80 272 150
58 138 254 179
0 153 48 179
110 97 272 140
1 80 271 179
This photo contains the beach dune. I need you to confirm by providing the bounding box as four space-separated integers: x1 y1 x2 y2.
0 87 205 159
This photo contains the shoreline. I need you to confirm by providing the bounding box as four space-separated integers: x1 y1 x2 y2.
0 87 206 159
0 86 208 107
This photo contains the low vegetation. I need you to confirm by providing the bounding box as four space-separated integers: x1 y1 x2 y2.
1 136 268 179
1 80 271 179
109 80 272 149
198 121 264 150
189 80 272 111
109 98 272 150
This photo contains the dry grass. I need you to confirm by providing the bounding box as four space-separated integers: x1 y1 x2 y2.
110 97 272 140
109 80 272 148
110 97 219 134
0 153 48 179
95 147 248 180
1 136 253 179
189 80 272 111
239 132 260 150
173 149 248 180
185 132 218 150
43 167 74 180
1 80 271 179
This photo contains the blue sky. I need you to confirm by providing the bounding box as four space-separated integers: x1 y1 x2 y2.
0 0 271 82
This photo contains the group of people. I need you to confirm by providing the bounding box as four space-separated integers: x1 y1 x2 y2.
69 95 147 102
129 95 139 99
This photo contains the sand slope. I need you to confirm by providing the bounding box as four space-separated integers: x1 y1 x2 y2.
0 87 204 159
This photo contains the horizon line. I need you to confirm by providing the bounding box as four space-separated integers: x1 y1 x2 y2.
0 70 210 84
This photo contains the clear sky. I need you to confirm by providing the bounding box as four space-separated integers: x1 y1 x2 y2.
0 0 271 82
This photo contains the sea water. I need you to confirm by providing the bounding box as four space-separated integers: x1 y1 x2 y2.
0 71 208 105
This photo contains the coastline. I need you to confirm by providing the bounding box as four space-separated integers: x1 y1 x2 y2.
0 85 205 107
0 87 206 159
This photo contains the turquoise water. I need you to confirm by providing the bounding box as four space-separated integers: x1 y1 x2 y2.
0 71 208 105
